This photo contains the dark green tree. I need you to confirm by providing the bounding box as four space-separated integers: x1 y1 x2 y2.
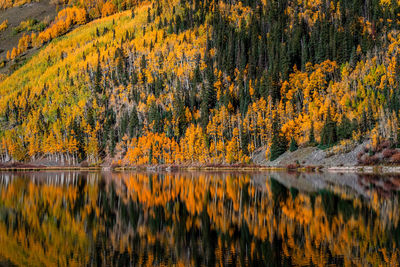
200 41 216 130
337 115 353 141
320 107 337 147
289 137 298 152
270 115 288 161
309 121 316 146
129 108 139 138
94 55 102 94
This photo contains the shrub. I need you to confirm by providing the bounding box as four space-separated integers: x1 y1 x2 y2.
327 139 356 157
360 155 380 165
111 161 121 170
13 19 39 34
382 149 396 159
370 155 380 164
391 153 400 164
361 156 371 165
305 166 316 172
357 151 364 162
80 161 89 167
0 20 8 32
377 140 391 152
286 163 299 170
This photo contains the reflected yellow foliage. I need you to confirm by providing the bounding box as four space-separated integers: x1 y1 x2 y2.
0 172 398 266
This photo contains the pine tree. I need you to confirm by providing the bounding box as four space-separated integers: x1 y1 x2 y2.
173 92 186 138
200 41 216 130
320 106 337 147
367 102 375 130
193 54 202 85
289 137 298 152
259 72 269 100
360 109 368 133
129 108 139 138
268 71 280 102
239 76 250 115
397 125 400 148
109 128 116 157
148 144 153 164
309 121 316 146
270 115 288 161
94 55 102 94
338 115 353 140
240 128 250 155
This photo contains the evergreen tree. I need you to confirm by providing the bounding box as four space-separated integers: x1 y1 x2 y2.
367 102 375 130
397 125 400 148
120 111 129 137
268 70 280 102
193 54 202 85
309 121 316 146
148 144 153 164
360 109 368 133
289 137 298 152
238 76 250 115
270 115 288 161
240 128 250 155
320 107 337 147
148 102 163 133
173 92 186 138
200 42 216 130
109 129 116 157
259 72 269 100
94 55 102 94
129 108 139 138
337 115 353 140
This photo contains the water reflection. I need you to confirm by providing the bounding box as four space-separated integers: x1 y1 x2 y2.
0 171 399 266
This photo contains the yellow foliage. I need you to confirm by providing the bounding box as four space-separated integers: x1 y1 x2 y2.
0 19 7 31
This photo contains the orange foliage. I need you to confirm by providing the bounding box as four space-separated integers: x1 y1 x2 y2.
101 1 117 17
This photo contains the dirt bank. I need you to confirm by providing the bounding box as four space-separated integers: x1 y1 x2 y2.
0 0 57 73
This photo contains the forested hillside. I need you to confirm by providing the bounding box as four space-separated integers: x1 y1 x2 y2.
1 0 400 166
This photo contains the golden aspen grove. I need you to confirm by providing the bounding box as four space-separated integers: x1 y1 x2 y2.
1 0 400 166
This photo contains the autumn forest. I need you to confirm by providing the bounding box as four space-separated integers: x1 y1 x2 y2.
1 0 400 165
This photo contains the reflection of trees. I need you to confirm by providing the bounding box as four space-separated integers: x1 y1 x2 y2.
358 174 400 199
0 172 399 266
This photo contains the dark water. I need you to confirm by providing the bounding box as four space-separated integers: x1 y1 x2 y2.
0 171 399 266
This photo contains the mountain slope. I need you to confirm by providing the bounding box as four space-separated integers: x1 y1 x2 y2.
1 0 400 166
0 0 57 73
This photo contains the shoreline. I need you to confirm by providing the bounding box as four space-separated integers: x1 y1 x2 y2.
2 164 400 174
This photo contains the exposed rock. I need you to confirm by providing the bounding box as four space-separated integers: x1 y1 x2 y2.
252 140 370 167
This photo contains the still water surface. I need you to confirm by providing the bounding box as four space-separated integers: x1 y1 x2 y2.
0 171 399 266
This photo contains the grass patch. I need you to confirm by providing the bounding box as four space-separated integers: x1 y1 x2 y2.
13 19 47 35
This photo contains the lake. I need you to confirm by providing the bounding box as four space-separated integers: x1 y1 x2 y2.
0 170 399 266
